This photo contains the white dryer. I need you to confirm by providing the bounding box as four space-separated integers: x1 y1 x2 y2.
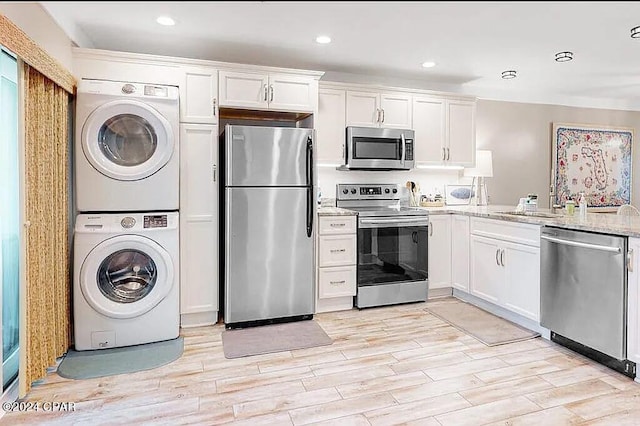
73 212 179 350
75 79 179 212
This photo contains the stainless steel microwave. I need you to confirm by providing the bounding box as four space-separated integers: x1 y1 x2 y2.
338 127 415 171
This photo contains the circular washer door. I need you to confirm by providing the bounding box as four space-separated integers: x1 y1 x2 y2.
82 99 174 181
80 235 174 319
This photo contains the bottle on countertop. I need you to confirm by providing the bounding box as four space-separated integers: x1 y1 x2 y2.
578 192 587 219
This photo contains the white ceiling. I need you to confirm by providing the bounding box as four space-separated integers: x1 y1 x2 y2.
41 1 640 110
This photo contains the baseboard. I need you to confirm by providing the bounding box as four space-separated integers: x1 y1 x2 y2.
180 311 219 328
452 289 550 339
316 296 354 313
429 287 453 299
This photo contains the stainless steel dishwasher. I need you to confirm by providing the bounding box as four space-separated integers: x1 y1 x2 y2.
540 226 636 377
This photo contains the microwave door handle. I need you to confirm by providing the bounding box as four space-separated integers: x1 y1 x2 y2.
401 134 406 167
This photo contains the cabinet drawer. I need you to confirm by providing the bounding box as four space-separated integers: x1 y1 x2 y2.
319 216 356 235
319 266 356 298
470 217 540 247
319 234 356 267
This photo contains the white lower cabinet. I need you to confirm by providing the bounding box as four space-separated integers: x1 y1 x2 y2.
179 124 219 326
316 215 357 312
627 237 640 367
451 215 470 292
469 218 540 322
428 215 452 289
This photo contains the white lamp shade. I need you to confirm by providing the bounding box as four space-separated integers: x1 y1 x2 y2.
464 150 493 177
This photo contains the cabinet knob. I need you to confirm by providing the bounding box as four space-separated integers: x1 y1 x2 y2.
263 84 268 102
269 84 274 102
213 98 217 116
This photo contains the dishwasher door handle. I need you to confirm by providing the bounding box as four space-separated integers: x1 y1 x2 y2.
541 235 621 253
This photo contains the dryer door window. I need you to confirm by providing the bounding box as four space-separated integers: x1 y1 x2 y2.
97 249 157 303
82 99 174 181
80 235 174 319
98 114 158 167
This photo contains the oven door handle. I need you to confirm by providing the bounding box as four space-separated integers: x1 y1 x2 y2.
359 217 429 228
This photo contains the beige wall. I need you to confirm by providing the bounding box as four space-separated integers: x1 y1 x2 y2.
476 100 640 208
0 3 74 71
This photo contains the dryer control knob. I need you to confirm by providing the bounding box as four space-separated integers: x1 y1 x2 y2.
121 217 136 228
121 84 136 94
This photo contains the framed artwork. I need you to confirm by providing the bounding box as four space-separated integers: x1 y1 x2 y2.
552 123 633 211
445 184 485 205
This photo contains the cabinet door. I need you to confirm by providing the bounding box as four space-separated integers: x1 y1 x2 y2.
218 70 269 109
428 215 452 289
316 88 346 165
268 74 317 112
628 238 640 364
180 67 218 124
503 242 540 321
346 91 380 128
380 92 412 129
451 215 470 292
447 100 476 166
470 235 503 304
412 96 446 165
179 124 218 318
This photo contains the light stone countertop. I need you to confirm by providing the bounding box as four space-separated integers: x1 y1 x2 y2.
320 202 640 237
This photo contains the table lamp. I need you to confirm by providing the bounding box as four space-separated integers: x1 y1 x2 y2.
463 150 493 205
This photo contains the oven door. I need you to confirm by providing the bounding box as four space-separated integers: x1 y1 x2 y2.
356 216 429 308
346 127 414 170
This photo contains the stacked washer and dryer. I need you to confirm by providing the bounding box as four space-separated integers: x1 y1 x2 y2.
73 79 180 350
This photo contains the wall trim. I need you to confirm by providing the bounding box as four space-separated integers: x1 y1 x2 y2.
320 80 476 101
0 14 75 93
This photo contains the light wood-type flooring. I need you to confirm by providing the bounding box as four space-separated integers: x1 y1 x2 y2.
5 298 640 425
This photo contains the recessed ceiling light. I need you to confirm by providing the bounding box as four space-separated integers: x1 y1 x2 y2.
501 70 517 79
631 26 640 38
316 35 331 44
555 51 574 62
421 61 436 68
156 16 175 26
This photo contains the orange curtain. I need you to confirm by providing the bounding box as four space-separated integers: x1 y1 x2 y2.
22 64 71 396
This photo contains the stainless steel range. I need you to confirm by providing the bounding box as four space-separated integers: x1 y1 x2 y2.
336 184 429 308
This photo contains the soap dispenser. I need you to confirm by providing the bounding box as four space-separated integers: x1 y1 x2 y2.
578 192 587 219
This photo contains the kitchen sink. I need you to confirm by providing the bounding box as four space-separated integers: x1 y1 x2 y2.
495 210 564 219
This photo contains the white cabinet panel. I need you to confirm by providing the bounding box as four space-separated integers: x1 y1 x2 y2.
447 100 476 166
470 235 502 304
627 237 640 364
318 234 357 267
428 215 451 289
346 91 380 128
413 96 446 165
451 215 470 292
319 215 356 235
180 67 218 124
269 74 317 112
218 70 269 109
380 92 412 129
318 266 356 298
503 241 540 321
317 89 346 164
179 124 218 323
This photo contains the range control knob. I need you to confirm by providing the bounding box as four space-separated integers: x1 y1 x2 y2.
342 189 349 194
384 188 390 194
351 188 357 194
392 188 398 194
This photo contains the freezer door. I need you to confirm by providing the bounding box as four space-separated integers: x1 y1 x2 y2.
225 187 315 324
226 125 314 187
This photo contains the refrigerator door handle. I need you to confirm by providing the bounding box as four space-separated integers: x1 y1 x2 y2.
306 135 314 238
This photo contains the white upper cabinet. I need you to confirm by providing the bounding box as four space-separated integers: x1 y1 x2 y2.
346 90 412 129
180 66 219 124
346 91 380 127
219 70 317 112
317 88 346 164
412 96 476 166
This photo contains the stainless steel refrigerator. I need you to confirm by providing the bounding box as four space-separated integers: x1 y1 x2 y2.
223 125 316 327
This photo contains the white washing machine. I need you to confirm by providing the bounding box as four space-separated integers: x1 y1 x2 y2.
73 212 179 350
75 79 179 212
